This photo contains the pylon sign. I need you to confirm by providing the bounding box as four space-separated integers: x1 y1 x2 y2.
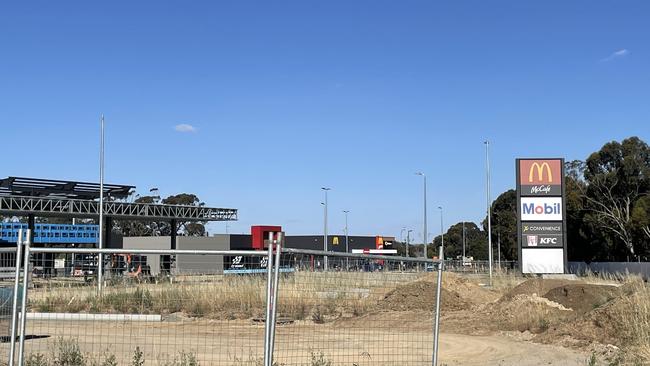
517 158 567 274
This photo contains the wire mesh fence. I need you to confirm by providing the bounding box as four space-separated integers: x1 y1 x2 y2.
9 248 272 366
1 247 19 356
3 238 440 366
273 249 435 366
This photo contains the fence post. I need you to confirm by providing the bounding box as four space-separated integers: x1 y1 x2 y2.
263 232 274 366
432 245 444 366
8 229 24 366
17 229 32 366
268 232 283 363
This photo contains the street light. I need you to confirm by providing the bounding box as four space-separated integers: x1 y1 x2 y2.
415 172 427 258
433 205 444 366
98 114 105 293
462 222 466 261
343 210 350 270
407 229 413 257
321 187 331 271
438 206 444 253
484 141 493 286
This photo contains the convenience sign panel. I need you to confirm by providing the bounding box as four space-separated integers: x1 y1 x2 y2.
521 222 564 248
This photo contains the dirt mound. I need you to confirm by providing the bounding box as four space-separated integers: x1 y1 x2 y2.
443 293 575 335
503 278 571 299
441 273 500 305
378 280 469 312
543 284 620 314
537 297 623 347
378 273 497 313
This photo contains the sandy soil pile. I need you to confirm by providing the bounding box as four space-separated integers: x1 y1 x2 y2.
543 284 620 314
439 277 629 343
377 273 499 312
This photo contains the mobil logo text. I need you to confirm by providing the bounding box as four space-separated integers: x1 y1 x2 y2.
520 197 563 221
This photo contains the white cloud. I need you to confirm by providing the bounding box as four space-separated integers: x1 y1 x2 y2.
600 49 629 62
174 124 197 133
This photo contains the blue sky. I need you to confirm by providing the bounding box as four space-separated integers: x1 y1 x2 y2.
1 1 648 240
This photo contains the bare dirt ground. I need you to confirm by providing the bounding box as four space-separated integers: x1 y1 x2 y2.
3 271 642 365
1 320 591 366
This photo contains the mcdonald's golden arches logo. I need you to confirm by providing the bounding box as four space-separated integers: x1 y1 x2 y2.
519 159 562 185
529 162 553 183
332 237 339 245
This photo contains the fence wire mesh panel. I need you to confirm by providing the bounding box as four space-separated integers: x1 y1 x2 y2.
19 248 271 366
273 250 435 366
1 248 19 362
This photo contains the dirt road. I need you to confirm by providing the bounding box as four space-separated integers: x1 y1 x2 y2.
0 319 590 365
438 333 588 366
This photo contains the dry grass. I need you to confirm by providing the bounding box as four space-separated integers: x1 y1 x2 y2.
28 271 424 321
615 279 650 357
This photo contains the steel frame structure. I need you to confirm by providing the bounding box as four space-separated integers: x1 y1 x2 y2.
0 195 237 221
0 177 134 199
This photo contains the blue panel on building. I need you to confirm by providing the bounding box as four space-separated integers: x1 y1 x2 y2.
0 223 99 244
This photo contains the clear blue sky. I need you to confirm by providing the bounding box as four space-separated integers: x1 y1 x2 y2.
1 1 648 240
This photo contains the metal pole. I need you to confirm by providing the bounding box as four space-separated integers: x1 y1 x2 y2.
344 210 349 270
263 231 274 366
415 173 428 258
17 230 32 366
321 187 330 271
439 207 444 253
406 231 410 257
462 222 466 261
423 175 428 258
432 241 444 365
98 114 105 293
268 232 282 363
498 231 501 270
9 230 24 366
485 140 493 286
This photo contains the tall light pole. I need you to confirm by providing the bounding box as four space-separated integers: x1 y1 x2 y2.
98 114 105 293
321 187 331 271
498 230 502 270
438 206 444 253
343 210 350 270
462 222 466 260
485 140 493 286
433 205 444 365
415 172 427 258
407 229 413 257
343 210 350 253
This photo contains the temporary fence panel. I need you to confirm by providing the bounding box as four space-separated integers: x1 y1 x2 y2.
5 243 442 366
272 248 437 366
0 247 20 363
16 247 271 366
